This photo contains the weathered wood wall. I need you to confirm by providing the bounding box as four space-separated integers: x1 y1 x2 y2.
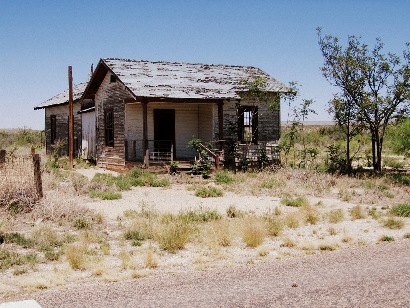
81 110 96 160
45 104 81 156
95 73 133 168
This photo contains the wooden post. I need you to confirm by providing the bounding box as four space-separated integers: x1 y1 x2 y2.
68 66 74 169
217 101 224 150
142 101 149 167
0 150 6 166
33 154 43 198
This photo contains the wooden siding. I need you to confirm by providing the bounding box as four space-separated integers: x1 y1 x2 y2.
81 110 96 160
125 102 217 160
45 104 81 156
95 73 133 168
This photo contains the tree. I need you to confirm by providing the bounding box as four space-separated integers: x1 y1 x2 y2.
318 29 410 173
318 29 365 173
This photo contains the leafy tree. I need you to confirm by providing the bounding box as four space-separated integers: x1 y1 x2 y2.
318 29 410 173
391 118 410 157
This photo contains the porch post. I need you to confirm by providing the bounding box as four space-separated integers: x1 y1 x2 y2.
217 100 224 150
142 101 149 167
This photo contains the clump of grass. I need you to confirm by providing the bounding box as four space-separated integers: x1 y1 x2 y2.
382 218 405 230
144 249 159 269
284 213 300 229
73 217 92 230
241 216 266 247
257 246 269 257
390 204 410 217
328 227 337 235
301 204 320 225
195 186 223 198
119 249 135 270
318 242 338 251
379 235 395 242
215 170 235 184
0 249 35 270
368 207 380 219
89 190 122 200
155 218 193 253
280 237 296 247
326 209 345 223
281 196 308 207
124 217 154 241
226 205 243 218
4 232 35 248
179 207 222 223
65 244 88 270
404 233 410 239
264 215 284 237
349 205 366 220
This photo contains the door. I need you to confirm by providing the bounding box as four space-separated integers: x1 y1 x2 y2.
154 109 175 159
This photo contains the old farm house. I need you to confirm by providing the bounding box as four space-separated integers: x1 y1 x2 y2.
36 58 289 170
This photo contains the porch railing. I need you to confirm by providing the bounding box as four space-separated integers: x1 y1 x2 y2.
235 143 280 165
125 139 173 163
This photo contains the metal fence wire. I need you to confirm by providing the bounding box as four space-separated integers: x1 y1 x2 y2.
0 151 41 211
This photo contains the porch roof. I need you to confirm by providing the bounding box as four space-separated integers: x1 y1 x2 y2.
84 58 289 100
34 83 87 110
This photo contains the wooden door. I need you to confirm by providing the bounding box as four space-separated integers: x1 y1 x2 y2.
154 109 175 158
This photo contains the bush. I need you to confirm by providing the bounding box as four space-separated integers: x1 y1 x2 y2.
195 186 223 198
215 171 235 184
349 205 366 220
155 219 193 253
383 218 405 230
327 209 345 223
390 204 410 217
379 235 395 242
242 216 266 247
89 190 122 200
281 196 308 207
65 244 88 270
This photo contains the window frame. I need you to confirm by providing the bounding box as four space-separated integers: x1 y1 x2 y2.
238 106 258 144
104 108 114 147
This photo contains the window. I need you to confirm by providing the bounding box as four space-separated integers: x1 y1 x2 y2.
238 106 258 143
104 108 114 146
50 115 56 144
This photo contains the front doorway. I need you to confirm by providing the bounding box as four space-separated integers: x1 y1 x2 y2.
154 109 175 159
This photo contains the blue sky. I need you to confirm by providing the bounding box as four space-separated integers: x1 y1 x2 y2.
1 0 409 129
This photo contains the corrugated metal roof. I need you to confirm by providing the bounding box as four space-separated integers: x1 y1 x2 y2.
34 83 87 109
103 58 289 99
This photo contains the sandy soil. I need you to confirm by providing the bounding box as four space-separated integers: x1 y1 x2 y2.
1 167 409 302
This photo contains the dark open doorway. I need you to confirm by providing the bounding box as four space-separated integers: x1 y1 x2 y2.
154 109 175 159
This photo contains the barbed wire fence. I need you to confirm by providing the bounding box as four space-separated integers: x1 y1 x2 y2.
0 149 43 211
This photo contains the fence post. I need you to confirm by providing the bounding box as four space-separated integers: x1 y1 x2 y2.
33 154 43 198
0 150 5 165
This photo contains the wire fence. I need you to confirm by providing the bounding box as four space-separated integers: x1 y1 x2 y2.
0 150 43 211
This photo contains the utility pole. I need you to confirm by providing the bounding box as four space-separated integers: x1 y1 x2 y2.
68 66 74 169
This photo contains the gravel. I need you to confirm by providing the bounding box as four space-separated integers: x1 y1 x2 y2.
9 240 409 307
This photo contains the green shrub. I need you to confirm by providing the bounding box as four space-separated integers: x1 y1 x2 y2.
281 196 308 207
195 186 223 198
215 171 235 184
390 204 410 217
383 218 405 230
89 190 122 200
73 217 92 230
379 235 395 242
4 232 35 248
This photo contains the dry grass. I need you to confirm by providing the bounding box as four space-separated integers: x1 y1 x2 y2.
241 216 266 247
65 244 88 270
350 205 366 220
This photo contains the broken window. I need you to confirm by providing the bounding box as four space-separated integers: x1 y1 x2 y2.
50 115 56 144
104 108 114 147
238 106 258 143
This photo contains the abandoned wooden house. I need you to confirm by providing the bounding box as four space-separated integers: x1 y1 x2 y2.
34 83 89 158
36 58 289 170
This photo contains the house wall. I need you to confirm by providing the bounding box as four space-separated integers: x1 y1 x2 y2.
81 110 96 160
125 102 215 160
95 73 133 168
215 94 280 145
44 103 81 156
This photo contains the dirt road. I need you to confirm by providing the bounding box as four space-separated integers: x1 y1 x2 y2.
17 240 409 307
